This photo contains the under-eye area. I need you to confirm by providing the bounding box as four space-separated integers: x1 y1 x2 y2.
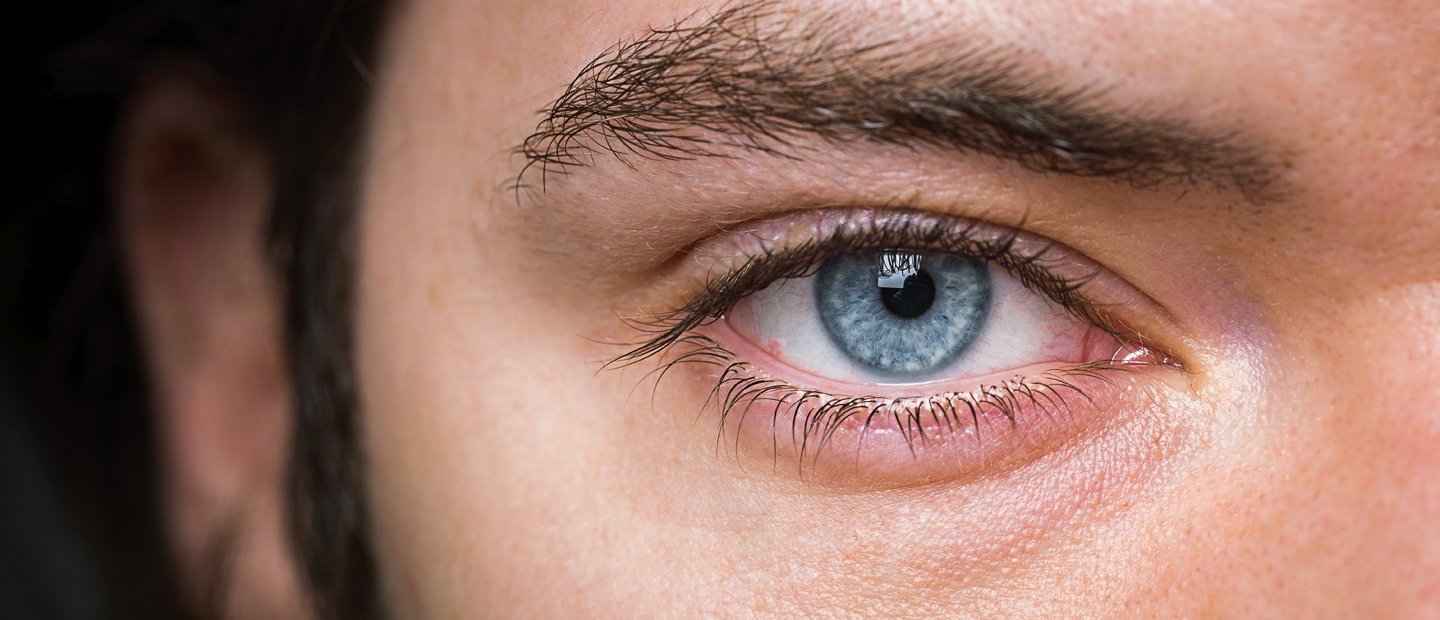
608 207 1186 488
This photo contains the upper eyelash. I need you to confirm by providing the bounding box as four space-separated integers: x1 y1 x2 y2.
606 210 1120 370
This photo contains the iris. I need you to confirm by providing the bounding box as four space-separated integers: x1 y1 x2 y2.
814 250 992 377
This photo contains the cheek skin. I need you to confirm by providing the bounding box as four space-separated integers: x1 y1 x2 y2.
1153 299 1439 616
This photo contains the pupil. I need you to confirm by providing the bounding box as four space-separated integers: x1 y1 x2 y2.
879 270 936 319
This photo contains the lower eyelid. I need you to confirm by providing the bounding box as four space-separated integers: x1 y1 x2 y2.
663 332 1169 489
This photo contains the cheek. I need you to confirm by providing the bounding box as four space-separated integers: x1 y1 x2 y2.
1296 285 1440 607
356 191 780 617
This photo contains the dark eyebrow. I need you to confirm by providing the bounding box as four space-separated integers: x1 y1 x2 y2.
519 2 1286 204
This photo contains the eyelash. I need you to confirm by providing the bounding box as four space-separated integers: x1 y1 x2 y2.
606 210 1167 471
658 332 1136 472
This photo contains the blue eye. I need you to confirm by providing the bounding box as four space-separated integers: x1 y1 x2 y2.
814 251 992 378
724 245 1097 387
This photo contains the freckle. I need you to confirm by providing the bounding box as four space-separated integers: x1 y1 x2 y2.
427 281 442 307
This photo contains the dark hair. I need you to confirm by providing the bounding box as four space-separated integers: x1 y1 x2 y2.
9 1 393 617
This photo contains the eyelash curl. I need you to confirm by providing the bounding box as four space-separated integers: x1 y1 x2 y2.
606 210 1173 473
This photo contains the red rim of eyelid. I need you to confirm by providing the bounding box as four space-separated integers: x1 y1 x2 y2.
703 317 1140 398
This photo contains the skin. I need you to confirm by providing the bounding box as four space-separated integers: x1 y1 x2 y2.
120 0 1440 617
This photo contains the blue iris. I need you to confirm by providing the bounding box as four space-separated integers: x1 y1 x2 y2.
814 250 992 377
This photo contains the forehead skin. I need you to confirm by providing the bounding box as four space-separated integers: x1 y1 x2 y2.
354 0 1439 617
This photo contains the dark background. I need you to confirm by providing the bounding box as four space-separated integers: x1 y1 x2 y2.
4 1 185 617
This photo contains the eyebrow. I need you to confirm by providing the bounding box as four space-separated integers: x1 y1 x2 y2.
520 2 1285 204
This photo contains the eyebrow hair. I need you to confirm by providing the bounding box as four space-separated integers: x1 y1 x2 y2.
519 2 1285 204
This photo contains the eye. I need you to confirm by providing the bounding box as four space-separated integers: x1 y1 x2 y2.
614 209 1177 487
727 249 1101 385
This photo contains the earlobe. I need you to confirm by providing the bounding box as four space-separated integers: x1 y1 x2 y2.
115 70 308 618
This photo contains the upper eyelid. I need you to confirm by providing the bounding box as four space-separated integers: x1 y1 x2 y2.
692 209 1110 317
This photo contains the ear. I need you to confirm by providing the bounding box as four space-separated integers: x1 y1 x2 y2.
115 69 307 619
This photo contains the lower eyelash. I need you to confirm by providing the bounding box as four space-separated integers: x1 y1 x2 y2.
652 334 1153 476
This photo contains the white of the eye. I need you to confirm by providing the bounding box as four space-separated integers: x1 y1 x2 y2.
726 264 1091 385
